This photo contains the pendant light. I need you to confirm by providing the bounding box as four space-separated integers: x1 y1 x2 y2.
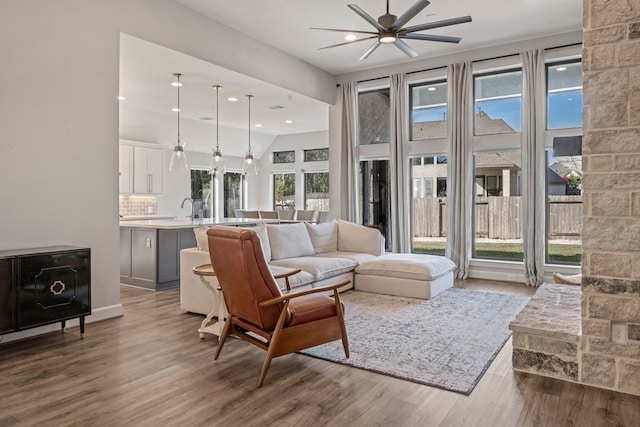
209 85 225 175
242 94 259 176
169 72 189 172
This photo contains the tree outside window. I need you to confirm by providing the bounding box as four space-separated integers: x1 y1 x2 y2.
304 172 329 211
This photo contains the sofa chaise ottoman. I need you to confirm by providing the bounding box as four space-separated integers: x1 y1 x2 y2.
354 253 456 299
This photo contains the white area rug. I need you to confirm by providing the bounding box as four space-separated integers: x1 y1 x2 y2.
300 288 530 395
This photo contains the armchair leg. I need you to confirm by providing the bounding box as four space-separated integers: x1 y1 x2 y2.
257 299 290 388
334 289 350 358
258 354 273 388
214 316 232 360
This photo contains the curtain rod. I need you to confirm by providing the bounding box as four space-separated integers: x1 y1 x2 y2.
335 42 583 87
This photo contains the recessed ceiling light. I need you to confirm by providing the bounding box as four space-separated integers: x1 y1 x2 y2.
345 34 357 41
171 82 183 87
172 108 181 112
556 66 567 71
285 120 293 124
427 87 436 91
117 95 125 100
228 97 238 102
255 124 262 128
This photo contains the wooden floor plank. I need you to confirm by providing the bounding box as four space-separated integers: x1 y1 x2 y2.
1 280 639 426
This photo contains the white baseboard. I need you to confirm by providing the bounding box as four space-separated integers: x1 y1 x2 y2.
0 304 123 345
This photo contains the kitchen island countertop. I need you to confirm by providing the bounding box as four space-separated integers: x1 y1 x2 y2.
119 217 280 229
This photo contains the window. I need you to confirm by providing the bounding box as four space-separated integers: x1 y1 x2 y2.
547 61 583 130
546 137 582 264
273 150 295 164
223 172 243 218
304 172 329 211
190 169 212 218
360 160 390 249
473 151 523 261
358 88 390 145
273 172 295 210
411 154 447 255
304 148 329 162
474 70 522 135
410 80 447 140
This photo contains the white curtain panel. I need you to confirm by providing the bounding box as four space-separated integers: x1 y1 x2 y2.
445 62 473 279
389 73 411 253
520 49 546 286
339 82 360 222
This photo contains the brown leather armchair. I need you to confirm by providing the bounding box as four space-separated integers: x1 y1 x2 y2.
206 226 350 387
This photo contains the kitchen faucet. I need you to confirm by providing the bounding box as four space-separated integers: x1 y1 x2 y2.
181 197 194 219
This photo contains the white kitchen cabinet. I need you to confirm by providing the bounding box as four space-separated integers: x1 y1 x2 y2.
133 146 164 194
119 145 133 193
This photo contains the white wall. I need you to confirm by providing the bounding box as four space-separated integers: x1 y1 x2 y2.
0 0 334 342
257 131 330 212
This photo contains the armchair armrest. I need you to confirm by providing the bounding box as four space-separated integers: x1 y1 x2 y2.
272 268 302 291
259 279 351 307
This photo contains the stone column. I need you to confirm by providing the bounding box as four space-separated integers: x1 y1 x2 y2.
581 0 640 395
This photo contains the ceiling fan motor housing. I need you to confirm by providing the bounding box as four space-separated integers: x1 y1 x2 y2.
378 13 397 29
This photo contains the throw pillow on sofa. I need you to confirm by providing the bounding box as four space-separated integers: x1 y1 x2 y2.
267 222 315 260
305 220 338 254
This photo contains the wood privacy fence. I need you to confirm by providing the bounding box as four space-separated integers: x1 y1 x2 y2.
413 196 582 239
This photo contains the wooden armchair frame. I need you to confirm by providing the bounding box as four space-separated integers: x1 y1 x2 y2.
207 226 349 388
214 279 350 387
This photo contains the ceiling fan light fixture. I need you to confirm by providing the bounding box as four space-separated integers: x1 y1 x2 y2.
379 31 397 44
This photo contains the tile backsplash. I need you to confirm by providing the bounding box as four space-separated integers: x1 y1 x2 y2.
119 195 158 217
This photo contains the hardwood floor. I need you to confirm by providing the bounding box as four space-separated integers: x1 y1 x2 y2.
1 279 639 427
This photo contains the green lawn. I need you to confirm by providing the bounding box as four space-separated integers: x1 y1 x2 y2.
413 240 581 264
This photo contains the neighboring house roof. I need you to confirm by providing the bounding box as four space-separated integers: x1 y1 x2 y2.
412 110 515 140
475 151 521 169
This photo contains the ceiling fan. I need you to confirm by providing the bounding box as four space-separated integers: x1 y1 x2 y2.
312 0 472 60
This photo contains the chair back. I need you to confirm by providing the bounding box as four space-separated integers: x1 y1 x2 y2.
277 209 295 220
233 209 244 218
295 209 317 221
207 227 284 329
316 211 330 223
259 210 278 219
243 210 260 218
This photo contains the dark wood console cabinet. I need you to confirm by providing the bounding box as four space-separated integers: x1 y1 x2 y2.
0 246 91 338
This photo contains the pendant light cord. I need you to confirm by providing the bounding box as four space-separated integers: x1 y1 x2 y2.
215 86 219 148
246 94 253 153
174 73 182 148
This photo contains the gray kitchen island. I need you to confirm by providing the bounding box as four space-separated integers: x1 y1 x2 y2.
119 218 276 290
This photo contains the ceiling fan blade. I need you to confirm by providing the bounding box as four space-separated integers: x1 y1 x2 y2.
310 27 378 35
400 16 472 34
393 39 419 58
400 33 462 44
319 36 378 50
392 0 431 30
359 41 381 60
348 4 385 31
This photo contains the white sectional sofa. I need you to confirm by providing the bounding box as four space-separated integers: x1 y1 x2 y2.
180 220 385 315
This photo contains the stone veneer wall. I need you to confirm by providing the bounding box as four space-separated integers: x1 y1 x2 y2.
119 195 158 217
581 0 640 395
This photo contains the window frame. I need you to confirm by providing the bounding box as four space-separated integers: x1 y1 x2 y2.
303 148 329 162
273 150 295 164
473 67 523 137
409 78 448 142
